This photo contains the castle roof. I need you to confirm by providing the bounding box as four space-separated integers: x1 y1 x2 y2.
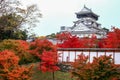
75 5 99 20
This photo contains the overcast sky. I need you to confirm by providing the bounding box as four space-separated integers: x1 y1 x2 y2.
21 0 120 36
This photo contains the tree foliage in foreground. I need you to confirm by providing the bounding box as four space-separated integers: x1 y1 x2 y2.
40 51 60 72
29 39 57 62
29 39 59 80
0 50 33 80
0 39 34 64
71 54 120 80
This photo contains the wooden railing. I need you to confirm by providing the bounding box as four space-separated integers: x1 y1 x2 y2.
57 48 120 64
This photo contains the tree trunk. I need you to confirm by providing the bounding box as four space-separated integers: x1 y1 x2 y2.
52 71 55 80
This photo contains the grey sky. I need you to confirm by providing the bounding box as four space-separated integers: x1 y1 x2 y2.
21 0 120 36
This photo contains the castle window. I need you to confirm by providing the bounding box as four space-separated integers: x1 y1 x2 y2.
61 26 65 30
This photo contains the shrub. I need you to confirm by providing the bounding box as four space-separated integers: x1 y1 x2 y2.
0 50 33 80
29 39 56 62
0 39 34 64
71 54 120 80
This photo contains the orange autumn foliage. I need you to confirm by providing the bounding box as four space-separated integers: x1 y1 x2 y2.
0 39 29 54
71 54 120 80
0 39 34 64
29 39 60 73
0 50 33 80
29 39 57 62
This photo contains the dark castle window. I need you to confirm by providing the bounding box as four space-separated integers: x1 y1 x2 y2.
61 26 65 30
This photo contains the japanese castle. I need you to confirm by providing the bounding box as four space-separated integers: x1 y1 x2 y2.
60 5 107 39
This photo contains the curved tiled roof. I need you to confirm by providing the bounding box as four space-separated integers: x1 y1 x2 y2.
75 5 99 17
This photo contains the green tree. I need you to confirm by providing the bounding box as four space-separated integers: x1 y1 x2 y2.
12 29 28 40
0 13 24 40
46 33 56 38
0 0 41 41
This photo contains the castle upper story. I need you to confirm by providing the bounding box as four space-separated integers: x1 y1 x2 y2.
60 5 107 39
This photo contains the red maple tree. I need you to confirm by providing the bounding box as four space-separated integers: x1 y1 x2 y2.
29 39 56 62
57 34 98 48
101 27 120 48
39 51 60 72
56 32 71 42
57 35 83 48
39 51 60 80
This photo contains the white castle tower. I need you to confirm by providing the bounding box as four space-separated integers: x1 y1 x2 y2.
60 5 106 38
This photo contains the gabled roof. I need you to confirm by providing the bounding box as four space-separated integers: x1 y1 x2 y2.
71 22 91 31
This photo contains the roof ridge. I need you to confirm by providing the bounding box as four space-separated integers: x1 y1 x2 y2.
81 5 92 12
